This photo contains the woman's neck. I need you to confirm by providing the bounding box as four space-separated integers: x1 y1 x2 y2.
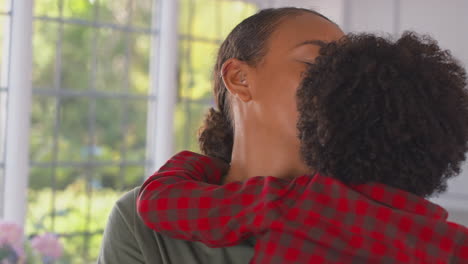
222 128 313 184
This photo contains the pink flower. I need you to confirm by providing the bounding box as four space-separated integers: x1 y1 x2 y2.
0 221 24 248
31 233 63 261
0 220 24 262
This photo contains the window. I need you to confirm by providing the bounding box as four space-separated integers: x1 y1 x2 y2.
0 0 11 218
27 0 256 262
29 1 159 261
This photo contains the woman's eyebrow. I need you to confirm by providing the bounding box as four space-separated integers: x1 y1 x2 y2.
292 40 327 49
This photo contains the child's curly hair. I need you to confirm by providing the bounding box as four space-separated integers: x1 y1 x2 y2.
297 32 468 197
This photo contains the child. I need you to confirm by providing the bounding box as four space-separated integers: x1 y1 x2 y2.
137 32 468 263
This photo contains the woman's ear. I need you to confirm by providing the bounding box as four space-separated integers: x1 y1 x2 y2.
221 58 252 102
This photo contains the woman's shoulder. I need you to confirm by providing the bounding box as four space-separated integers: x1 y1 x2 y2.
113 186 140 220
104 186 143 238
98 187 158 263
99 187 255 264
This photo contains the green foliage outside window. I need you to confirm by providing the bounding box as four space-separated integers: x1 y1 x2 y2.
24 0 257 262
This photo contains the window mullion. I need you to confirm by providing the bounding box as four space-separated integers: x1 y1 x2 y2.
3 0 34 227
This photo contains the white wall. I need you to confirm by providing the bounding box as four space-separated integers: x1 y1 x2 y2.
399 0 468 65
399 5 468 217
344 0 397 34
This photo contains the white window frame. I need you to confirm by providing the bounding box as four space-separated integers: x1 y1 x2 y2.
0 0 181 228
2 0 33 226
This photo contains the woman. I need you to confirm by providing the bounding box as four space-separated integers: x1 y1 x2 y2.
98 7 341 263
135 33 468 263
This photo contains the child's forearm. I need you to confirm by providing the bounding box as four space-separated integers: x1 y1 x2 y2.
136 151 297 247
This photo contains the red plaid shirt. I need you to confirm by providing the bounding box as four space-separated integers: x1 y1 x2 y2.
137 151 468 263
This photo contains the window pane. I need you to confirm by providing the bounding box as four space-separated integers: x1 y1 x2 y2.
93 166 119 189
58 97 90 162
129 34 151 94
95 98 124 161
88 233 104 263
175 101 212 152
93 165 143 191
179 0 256 41
33 21 58 89
125 99 148 162
34 0 60 18
122 165 145 189
52 168 90 262
61 24 92 90
219 0 257 37
179 40 218 100
131 0 153 29
95 28 128 92
95 32 151 94
27 168 54 232
28 165 87 259
179 0 218 40
60 235 86 264
56 166 85 190
96 0 154 28
30 96 56 163
0 0 8 12
63 0 95 20
98 0 130 25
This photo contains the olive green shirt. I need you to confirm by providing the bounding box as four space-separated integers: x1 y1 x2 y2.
97 187 255 264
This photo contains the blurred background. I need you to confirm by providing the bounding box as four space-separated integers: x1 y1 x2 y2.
0 0 466 263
